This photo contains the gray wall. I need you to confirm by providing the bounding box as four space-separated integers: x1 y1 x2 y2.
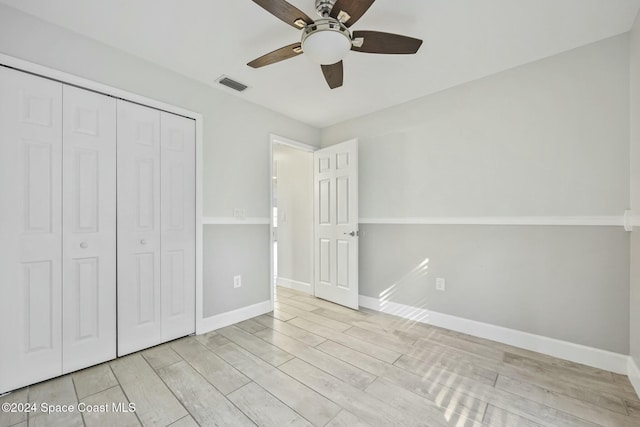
273 144 313 285
360 225 629 353
0 5 320 318
631 12 640 367
203 226 270 317
323 35 631 353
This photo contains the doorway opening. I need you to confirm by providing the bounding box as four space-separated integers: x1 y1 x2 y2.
269 135 316 309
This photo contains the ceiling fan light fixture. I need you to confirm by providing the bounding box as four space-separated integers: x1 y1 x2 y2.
301 19 351 65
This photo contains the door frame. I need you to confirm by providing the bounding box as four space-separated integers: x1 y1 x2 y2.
269 134 317 310
0 54 206 334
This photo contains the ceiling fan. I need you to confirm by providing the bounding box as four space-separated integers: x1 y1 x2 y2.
247 0 423 89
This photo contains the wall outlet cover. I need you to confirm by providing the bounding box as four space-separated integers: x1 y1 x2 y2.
234 275 242 288
436 278 446 291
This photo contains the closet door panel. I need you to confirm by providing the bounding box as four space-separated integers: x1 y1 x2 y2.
117 100 161 356
62 85 116 373
160 112 196 341
0 67 63 393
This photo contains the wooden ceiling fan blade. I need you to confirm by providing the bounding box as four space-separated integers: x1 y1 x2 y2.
247 43 303 68
329 0 375 27
251 0 313 29
321 61 343 89
351 31 423 54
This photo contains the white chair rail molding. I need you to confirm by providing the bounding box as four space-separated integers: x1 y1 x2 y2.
359 213 635 228
624 210 640 231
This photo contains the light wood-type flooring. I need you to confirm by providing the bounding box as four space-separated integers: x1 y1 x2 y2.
1 286 639 426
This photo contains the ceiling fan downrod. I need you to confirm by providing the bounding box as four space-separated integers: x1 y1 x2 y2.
315 0 336 18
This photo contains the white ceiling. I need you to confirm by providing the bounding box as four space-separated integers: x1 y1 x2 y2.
2 0 639 128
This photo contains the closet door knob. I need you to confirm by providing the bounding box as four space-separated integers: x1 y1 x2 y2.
80 242 88 249
140 239 147 245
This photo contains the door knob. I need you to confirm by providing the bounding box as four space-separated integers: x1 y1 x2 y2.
80 241 88 249
343 231 359 237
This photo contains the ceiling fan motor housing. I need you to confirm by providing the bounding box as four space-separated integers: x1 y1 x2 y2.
301 18 352 65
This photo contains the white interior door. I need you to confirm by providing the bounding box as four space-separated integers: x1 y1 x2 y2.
160 112 196 341
117 100 162 356
62 85 117 372
0 67 63 393
313 139 359 309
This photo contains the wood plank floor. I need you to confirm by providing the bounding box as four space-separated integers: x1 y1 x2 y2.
1 286 639 426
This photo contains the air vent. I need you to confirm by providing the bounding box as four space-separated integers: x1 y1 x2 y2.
216 75 249 92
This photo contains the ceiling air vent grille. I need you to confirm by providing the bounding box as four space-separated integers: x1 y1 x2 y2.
217 75 248 92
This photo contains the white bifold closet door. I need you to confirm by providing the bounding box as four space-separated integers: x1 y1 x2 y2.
0 66 63 393
61 85 117 373
160 112 196 342
0 69 117 393
116 101 162 356
117 100 195 356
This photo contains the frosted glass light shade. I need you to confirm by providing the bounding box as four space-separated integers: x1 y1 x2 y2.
303 30 351 65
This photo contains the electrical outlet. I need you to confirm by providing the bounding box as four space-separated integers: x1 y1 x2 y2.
435 278 446 291
234 275 242 288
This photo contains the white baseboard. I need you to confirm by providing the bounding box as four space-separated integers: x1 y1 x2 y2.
277 277 311 294
359 295 628 375
629 357 640 398
198 300 271 334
